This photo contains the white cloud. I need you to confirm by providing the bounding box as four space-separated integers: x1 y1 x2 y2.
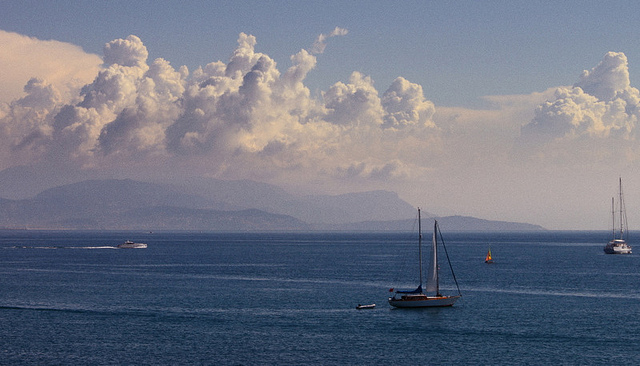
574 52 630 102
521 52 640 159
103 35 149 68
336 159 411 181
0 78 61 167
0 30 102 104
311 27 348 54
382 77 436 129
0 30 534 193
323 71 384 127
3 31 439 181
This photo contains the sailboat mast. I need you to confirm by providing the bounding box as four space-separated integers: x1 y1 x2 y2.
612 197 616 240
434 220 439 296
619 177 624 240
418 208 423 289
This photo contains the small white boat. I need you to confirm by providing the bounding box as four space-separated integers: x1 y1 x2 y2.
388 208 461 308
356 304 376 310
604 178 632 254
117 240 147 249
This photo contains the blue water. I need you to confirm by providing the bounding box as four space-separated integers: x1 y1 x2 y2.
1 230 639 365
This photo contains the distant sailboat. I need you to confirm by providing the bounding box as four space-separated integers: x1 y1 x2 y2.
604 178 632 254
388 208 462 308
485 248 493 263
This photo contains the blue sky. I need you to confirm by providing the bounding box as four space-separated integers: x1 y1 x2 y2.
5 1 640 107
2 1 640 229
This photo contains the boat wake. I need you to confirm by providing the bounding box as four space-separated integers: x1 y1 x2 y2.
9 246 119 249
465 286 640 300
0 304 164 318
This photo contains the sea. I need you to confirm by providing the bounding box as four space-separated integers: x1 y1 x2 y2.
1 229 639 365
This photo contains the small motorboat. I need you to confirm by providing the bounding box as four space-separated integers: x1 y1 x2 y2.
356 303 376 309
117 240 148 249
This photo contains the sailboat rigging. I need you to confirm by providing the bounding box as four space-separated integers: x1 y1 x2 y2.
604 178 632 254
388 208 462 308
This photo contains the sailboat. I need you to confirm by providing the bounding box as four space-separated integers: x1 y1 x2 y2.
388 208 462 308
485 248 493 263
604 178 632 254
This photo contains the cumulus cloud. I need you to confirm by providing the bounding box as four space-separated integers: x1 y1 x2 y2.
6 30 638 188
521 52 639 148
382 77 436 129
0 29 442 187
336 159 411 181
103 35 149 68
0 30 102 104
574 52 630 102
0 78 62 166
323 72 384 127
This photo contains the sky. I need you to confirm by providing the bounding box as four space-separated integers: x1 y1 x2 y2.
2 0 640 229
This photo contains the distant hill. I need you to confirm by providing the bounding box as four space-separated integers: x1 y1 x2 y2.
116 207 309 231
0 179 307 230
281 190 418 224
435 215 544 231
170 177 419 224
313 215 544 232
0 177 545 231
0 168 422 224
171 177 294 210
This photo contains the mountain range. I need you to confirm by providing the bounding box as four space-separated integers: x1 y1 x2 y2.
0 177 544 231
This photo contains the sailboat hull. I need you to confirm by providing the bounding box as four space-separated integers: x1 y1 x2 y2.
388 295 460 308
604 240 632 254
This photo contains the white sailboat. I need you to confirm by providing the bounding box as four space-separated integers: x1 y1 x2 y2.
604 178 632 254
388 208 462 308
